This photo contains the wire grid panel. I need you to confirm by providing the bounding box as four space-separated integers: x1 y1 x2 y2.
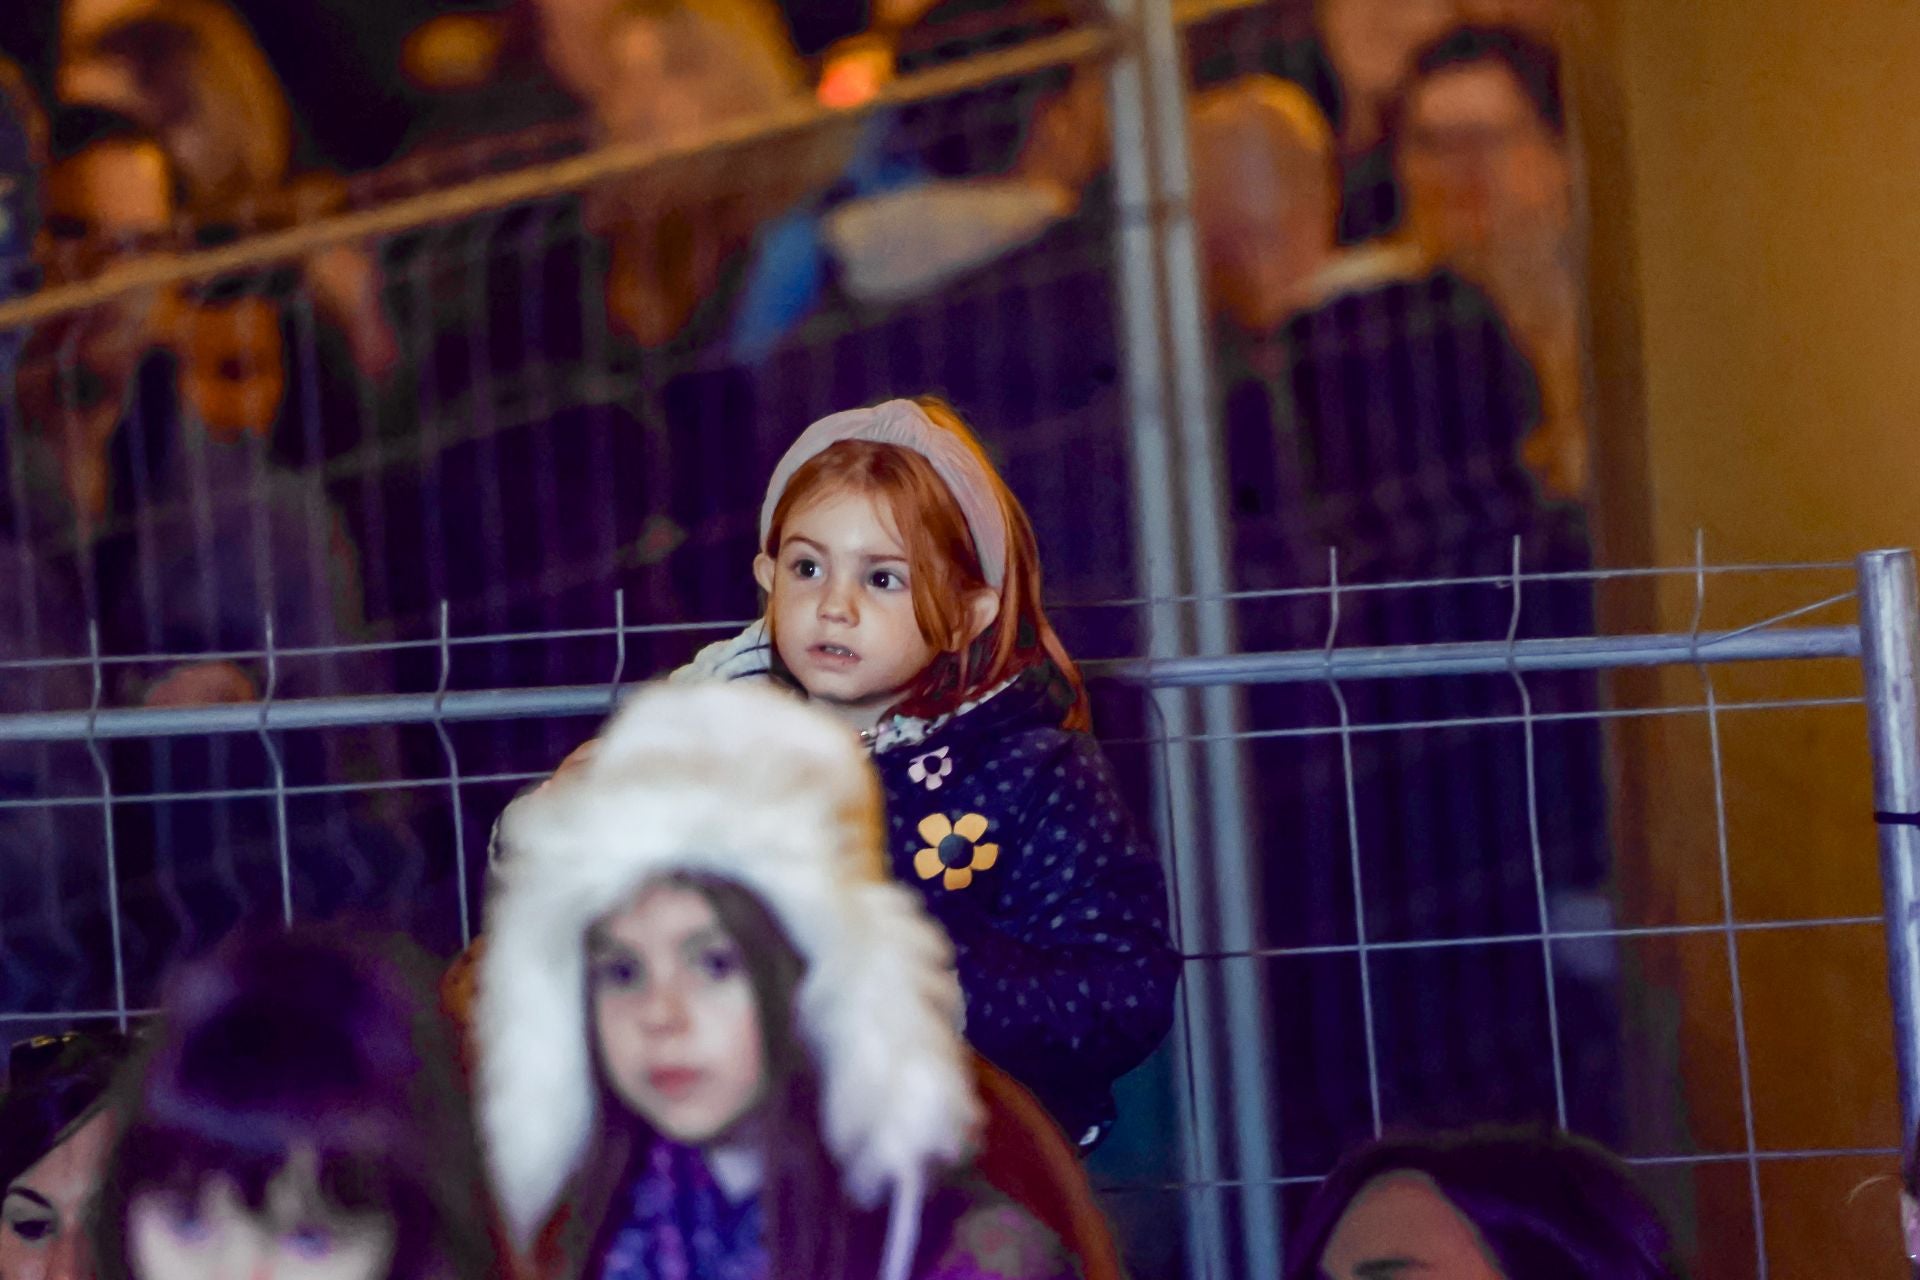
0 552 1909 1278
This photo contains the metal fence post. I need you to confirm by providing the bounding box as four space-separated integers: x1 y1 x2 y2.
1860 548 1920 1142
1106 0 1279 1270
1101 8 1225 1274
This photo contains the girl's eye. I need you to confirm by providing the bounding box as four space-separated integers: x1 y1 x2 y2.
6 1215 52 1243
695 944 742 981
283 1223 335 1259
592 955 643 991
788 557 820 580
869 569 905 591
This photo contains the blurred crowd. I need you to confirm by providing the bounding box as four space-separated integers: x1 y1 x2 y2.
0 0 1609 1212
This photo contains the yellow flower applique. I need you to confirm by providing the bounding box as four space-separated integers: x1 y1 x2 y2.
913 812 1000 892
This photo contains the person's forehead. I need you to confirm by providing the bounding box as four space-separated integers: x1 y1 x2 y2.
785 487 909 553
12 1109 114 1201
1408 61 1539 128
602 881 723 948
1323 1170 1505 1276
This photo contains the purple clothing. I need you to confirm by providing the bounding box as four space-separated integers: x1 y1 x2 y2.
598 1143 764 1280
594 1142 1076 1280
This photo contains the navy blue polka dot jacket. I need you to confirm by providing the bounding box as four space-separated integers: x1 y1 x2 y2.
871 666 1179 1143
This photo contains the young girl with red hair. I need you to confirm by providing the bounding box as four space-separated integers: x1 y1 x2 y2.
672 395 1177 1150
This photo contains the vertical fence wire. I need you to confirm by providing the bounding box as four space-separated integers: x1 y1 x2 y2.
1508 537 1569 1128
1324 550 1382 1136
256 614 293 925
433 601 473 948
83 622 130 1031
1692 534 1768 1274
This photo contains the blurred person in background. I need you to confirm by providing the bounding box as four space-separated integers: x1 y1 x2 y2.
1189 76 1344 341
0 82 126 1017
576 0 855 351
61 0 400 386
1391 24 1585 503
16 104 178 541
58 0 290 224
14 105 418 989
1283 1129 1683 1280
1185 0 1566 248
0 1030 130 1280
1313 0 1455 242
1192 58 1612 1171
90 927 500 1280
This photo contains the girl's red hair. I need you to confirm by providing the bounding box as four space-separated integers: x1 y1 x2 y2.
762 397 1089 732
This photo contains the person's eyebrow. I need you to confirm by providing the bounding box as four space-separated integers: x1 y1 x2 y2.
2 1187 53 1212
1354 1260 1430 1278
779 535 827 554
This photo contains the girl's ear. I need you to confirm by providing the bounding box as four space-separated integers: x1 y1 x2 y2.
963 587 1001 647
754 553 777 596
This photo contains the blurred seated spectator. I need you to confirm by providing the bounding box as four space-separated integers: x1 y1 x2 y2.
12 106 419 985
1190 57 1612 1165
1284 1129 1683 1280
1391 24 1585 502
580 0 856 350
0 1030 128 1274
58 0 291 222
15 105 178 539
818 53 1104 309
1184 0 1454 245
1189 76 1341 339
63 3 401 387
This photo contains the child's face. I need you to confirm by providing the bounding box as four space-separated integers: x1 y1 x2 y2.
0 1109 115 1280
127 1151 394 1280
590 883 768 1147
1319 1171 1506 1279
755 490 937 729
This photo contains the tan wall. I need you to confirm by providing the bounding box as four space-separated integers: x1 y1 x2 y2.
1582 0 1920 1274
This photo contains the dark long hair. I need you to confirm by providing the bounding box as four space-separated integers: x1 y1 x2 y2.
574 875 889 1280
1283 1129 1685 1280
0 1031 126 1190
91 926 500 1280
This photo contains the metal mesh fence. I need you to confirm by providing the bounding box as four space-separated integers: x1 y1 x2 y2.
0 1 1914 1277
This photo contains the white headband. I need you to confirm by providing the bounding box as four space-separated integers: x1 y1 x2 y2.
758 400 1009 588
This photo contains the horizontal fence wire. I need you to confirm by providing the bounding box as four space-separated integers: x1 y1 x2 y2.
0 621 1863 742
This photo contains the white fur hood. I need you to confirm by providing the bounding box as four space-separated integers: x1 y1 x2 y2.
473 680 980 1247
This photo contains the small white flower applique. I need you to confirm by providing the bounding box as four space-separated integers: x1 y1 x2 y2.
908 747 954 792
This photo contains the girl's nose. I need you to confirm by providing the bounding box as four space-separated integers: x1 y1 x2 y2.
818 579 857 624
636 977 691 1033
